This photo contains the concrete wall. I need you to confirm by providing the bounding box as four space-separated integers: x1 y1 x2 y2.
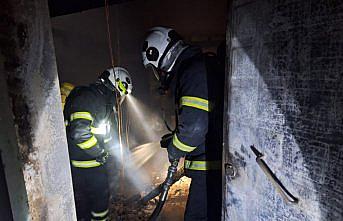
224 0 343 220
0 55 29 220
0 0 76 220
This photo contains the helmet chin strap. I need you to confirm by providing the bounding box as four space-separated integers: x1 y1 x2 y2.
158 72 173 95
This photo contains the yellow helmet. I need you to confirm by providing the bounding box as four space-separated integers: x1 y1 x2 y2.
60 82 75 109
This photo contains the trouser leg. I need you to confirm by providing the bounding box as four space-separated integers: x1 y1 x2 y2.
71 167 91 220
184 171 221 221
88 166 110 221
206 171 222 221
185 173 207 221
106 154 120 200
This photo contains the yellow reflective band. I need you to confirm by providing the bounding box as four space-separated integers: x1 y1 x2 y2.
172 134 196 152
91 126 106 135
180 96 209 112
70 112 93 122
91 209 109 218
184 160 221 171
71 160 101 168
91 122 109 135
77 136 98 149
91 218 108 221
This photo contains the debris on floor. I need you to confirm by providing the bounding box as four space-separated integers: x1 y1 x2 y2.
109 176 191 221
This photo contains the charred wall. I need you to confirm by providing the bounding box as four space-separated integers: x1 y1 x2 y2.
224 0 343 220
0 0 76 219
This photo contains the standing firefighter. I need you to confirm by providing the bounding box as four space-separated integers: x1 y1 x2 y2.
63 67 133 220
142 27 224 221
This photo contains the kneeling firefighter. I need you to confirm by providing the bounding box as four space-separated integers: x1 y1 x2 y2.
142 27 224 221
63 67 133 220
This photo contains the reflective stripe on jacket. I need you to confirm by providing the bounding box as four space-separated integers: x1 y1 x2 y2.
170 47 224 171
63 84 118 168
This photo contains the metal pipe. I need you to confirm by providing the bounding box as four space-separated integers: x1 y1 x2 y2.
250 145 299 204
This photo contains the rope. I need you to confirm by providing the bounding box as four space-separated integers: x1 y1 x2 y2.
104 0 125 194
104 0 115 68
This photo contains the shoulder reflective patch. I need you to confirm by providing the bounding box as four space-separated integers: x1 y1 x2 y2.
70 112 93 122
77 136 98 149
180 96 209 112
71 160 101 168
184 160 221 171
172 134 196 152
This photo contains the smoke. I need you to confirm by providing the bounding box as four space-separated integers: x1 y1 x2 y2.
108 142 152 192
125 94 164 142
107 95 169 194
108 141 169 194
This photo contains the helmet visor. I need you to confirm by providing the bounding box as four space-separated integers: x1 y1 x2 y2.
160 40 188 72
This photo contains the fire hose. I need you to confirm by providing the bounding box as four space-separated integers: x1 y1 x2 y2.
129 134 183 220
148 160 179 221
137 164 184 206
129 160 184 220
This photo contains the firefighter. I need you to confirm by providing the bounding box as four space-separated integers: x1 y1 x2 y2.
63 67 133 221
60 82 75 109
142 27 224 221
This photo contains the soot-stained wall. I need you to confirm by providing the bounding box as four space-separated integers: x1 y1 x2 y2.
0 0 76 219
224 0 343 220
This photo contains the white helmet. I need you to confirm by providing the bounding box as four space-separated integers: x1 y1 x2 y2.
100 67 133 96
142 26 188 74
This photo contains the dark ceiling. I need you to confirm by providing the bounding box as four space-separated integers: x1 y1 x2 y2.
48 0 133 17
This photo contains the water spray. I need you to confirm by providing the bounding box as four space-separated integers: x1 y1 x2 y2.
119 94 183 219
126 94 160 141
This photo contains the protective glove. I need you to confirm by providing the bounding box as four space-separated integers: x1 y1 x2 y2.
96 150 109 165
167 143 186 163
160 133 186 162
160 133 173 149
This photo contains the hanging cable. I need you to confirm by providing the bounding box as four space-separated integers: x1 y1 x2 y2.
104 0 125 193
104 0 115 68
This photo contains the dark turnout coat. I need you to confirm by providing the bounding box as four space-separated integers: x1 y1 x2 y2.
169 46 224 173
